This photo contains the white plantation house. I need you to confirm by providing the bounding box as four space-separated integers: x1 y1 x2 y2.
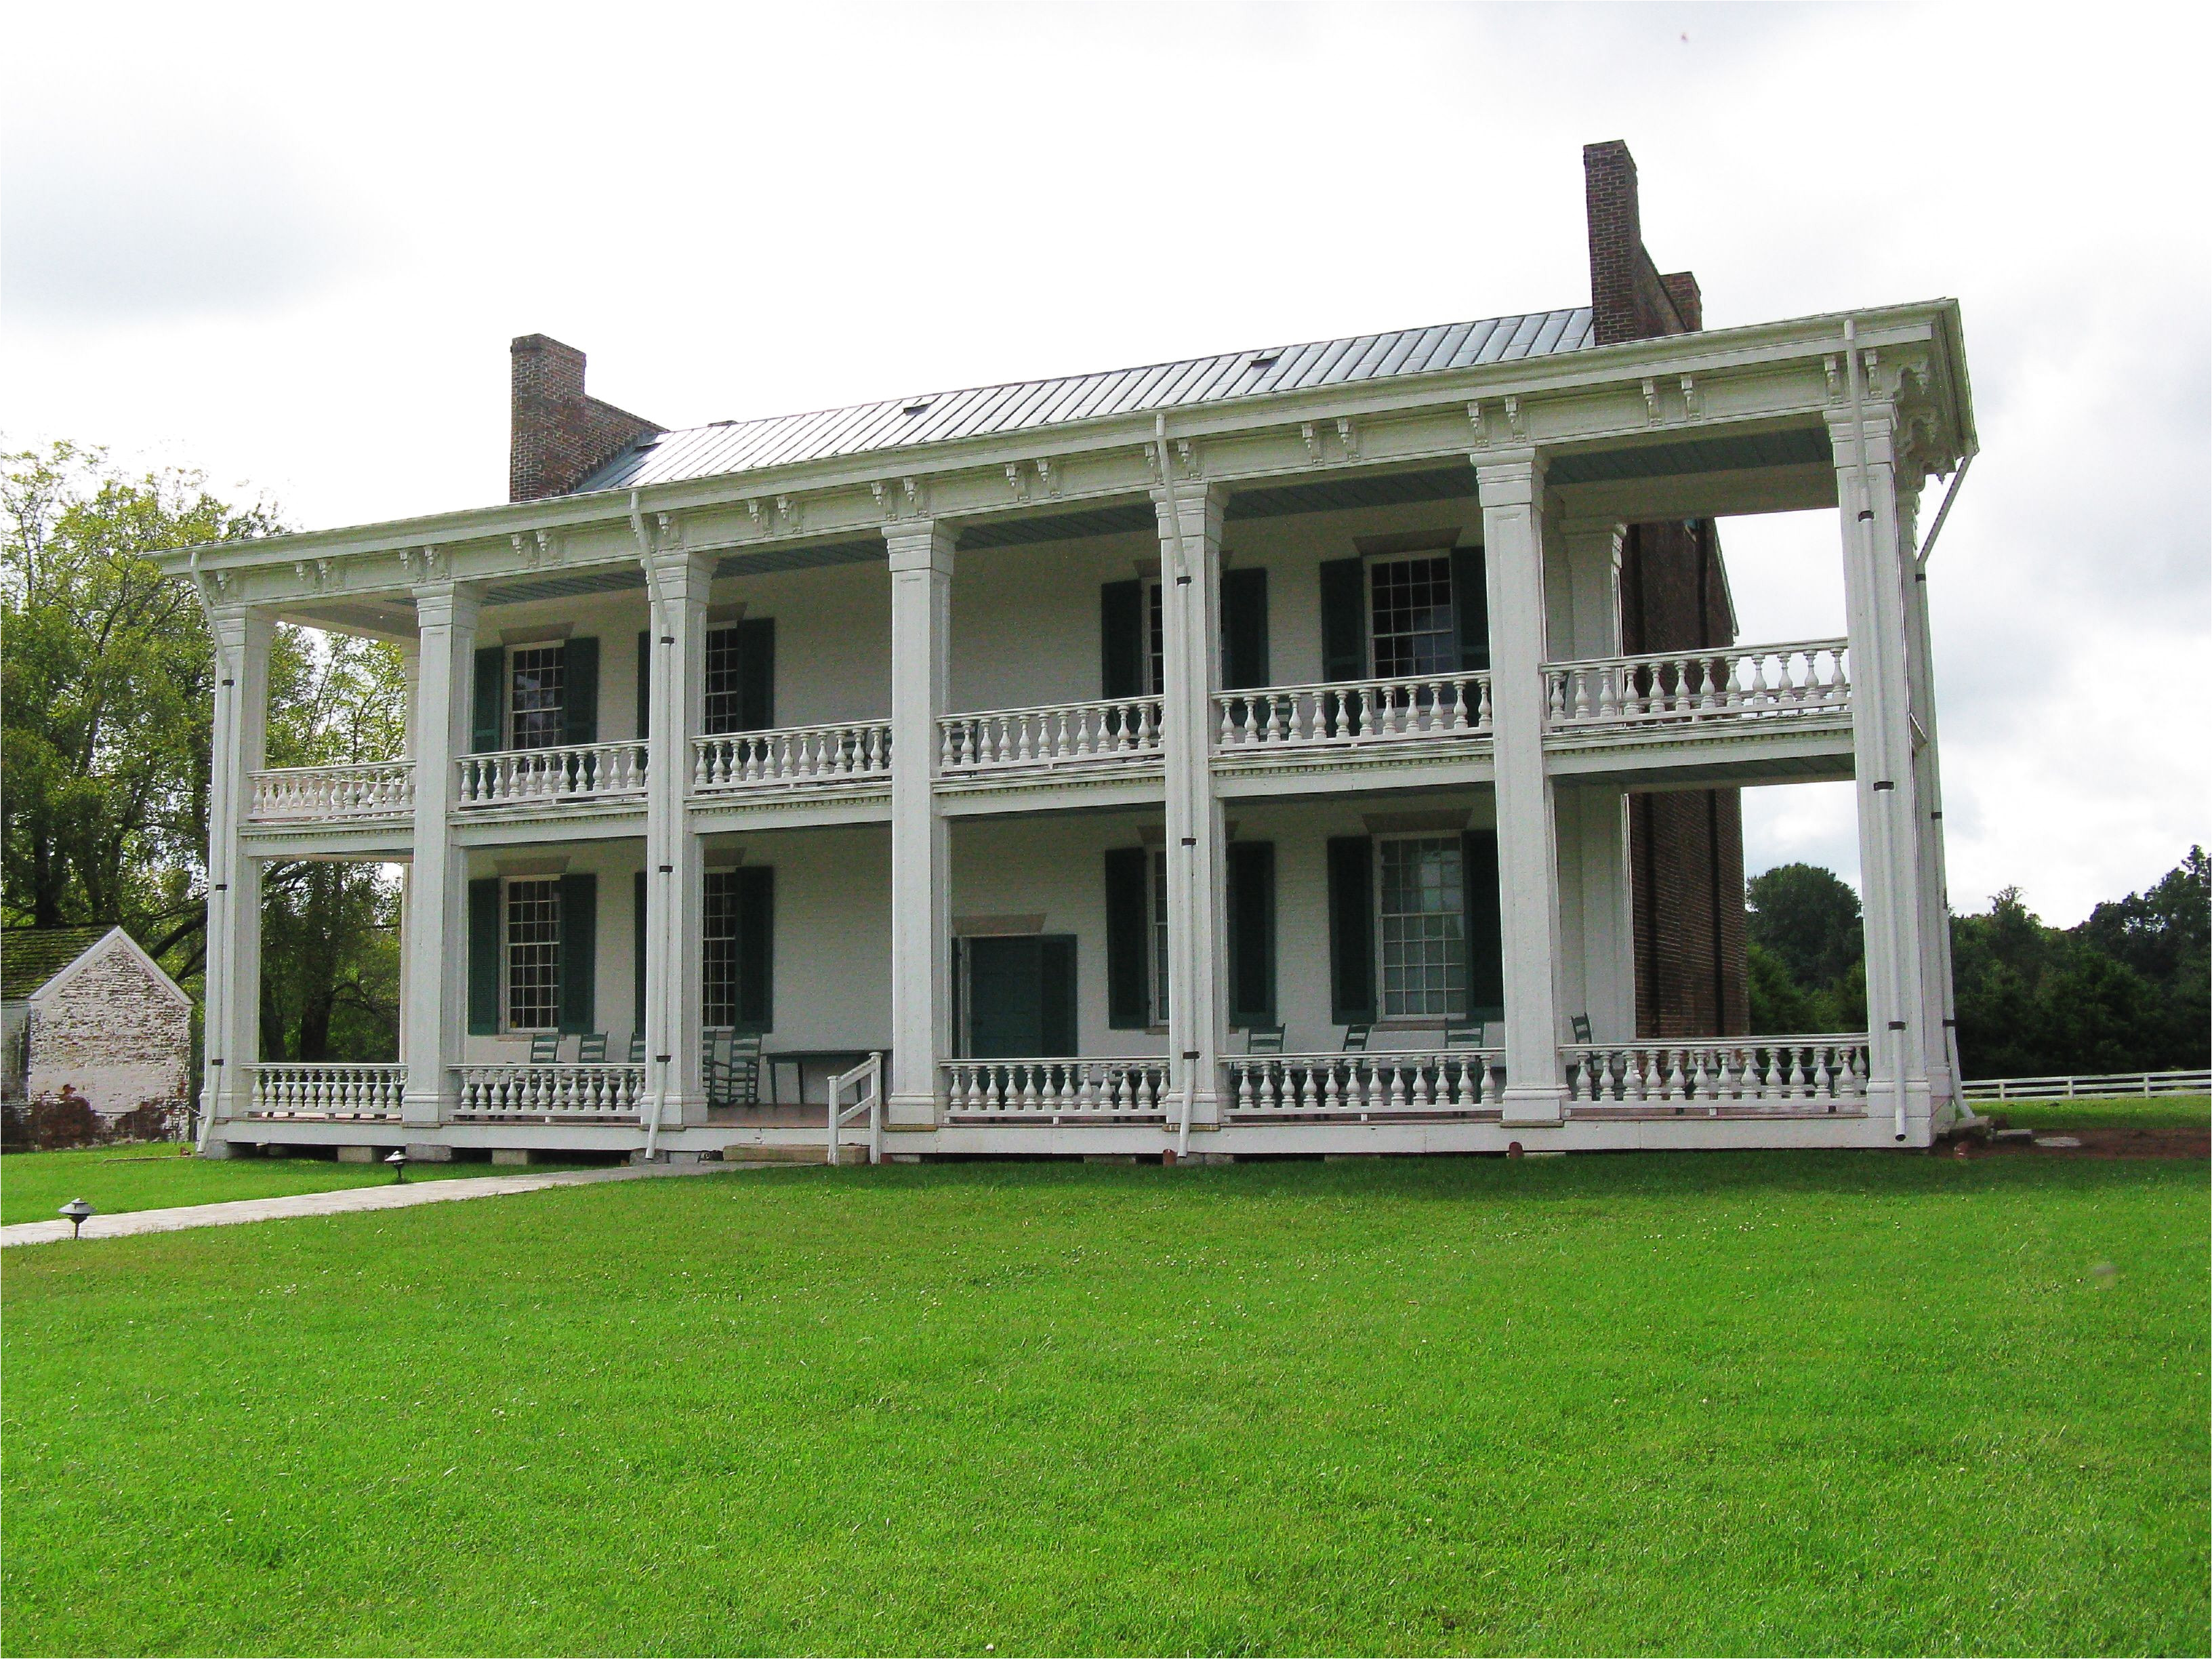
162 143 1975 1164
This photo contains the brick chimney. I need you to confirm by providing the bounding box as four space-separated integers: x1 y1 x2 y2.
1582 141 1700 344
508 335 664 503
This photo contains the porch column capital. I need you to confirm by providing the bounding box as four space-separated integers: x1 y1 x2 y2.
410 581 481 632
884 519 956 575
1471 447 1548 506
642 550 716 604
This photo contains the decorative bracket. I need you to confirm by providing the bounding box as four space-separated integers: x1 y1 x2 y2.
292 556 337 591
399 546 447 583
1823 355 1842 400
1504 395 1527 439
1140 444 1163 485
535 528 557 567
1300 421 1323 462
870 480 888 518
744 498 766 532
1005 462 1028 501
1465 401 1488 445
1335 417 1359 459
1642 377 1661 424
1679 375 1701 419
1033 456 1059 497
775 495 801 533
902 476 926 518
1176 438 1200 478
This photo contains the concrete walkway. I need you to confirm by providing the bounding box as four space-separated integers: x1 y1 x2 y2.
1 1163 728 1248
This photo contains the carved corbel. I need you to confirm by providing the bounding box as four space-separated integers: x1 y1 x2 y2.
1300 422 1323 462
292 556 337 591
1005 462 1028 501
1140 444 1163 484
1465 401 1488 445
1679 375 1701 418
1335 417 1359 459
1642 377 1661 423
744 498 766 533
1034 456 1059 496
902 476 926 517
1823 355 1842 400
871 480 888 517
656 510 679 549
775 495 801 533
1175 438 1200 478
535 529 557 567
1504 395 1527 439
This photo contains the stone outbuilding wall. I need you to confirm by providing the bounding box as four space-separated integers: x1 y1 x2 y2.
21 929 192 1117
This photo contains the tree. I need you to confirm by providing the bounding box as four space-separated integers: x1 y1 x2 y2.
1745 862 1864 989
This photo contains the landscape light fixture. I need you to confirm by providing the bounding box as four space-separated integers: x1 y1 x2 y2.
58 1198 94 1239
385 1149 409 1184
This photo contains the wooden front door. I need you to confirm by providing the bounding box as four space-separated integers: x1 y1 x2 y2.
964 935 1077 1058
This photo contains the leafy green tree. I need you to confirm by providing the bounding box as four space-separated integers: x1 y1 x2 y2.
1745 862 1864 989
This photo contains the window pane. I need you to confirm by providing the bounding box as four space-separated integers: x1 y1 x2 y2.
1368 556 1455 679
1145 580 1166 698
510 647 567 750
506 879 562 1030
702 871 740 1027
1376 837 1465 1018
1151 848 1170 1024
703 628 744 736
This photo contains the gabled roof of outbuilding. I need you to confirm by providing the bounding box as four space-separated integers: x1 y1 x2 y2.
577 307 1596 494
0 927 110 1002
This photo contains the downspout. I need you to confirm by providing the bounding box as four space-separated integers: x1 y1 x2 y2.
1842 322 1908 1143
1155 414 1197 1160
187 548 237 1153
632 494 670 1159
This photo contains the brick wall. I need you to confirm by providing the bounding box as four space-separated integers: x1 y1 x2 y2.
26 941 191 1117
510 335 664 502
1585 142 1749 1038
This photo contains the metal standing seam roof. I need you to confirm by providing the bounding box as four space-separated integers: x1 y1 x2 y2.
577 308 1595 494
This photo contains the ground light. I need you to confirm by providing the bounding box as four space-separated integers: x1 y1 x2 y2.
58 1198 94 1239
385 1150 408 1183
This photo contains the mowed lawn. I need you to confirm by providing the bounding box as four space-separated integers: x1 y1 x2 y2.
0 1145 600 1227
3 1149 2205 1656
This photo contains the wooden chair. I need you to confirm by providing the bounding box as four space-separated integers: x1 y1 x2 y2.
528 1030 562 1065
1570 1013 1594 1044
1244 1025 1286 1055
1444 1019 1489 1049
726 1030 764 1107
628 1030 647 1065
1339 1023 1372 1052
575 1033 608 1064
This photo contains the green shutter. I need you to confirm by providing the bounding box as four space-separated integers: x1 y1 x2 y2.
562 636 599 745
1227 840 1277 1027
1221 567 1269 691
1452 547 1491 672
735 865 774 1031
632 869 647 1036
1462 829 1504 1021
735 618 775 731
467 877 501 1033
1327 836 1376 1025
471 647 505 753
1100 580 1143 699
1040 936 1078 1055
1103 846 1150 1028
1319 558 1365 682
635 630 651 741
558 872 597 1034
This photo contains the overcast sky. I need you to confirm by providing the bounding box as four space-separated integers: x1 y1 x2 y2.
4 1 2206 925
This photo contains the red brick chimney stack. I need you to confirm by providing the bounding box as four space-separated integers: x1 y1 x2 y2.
1582 141 1700 344
508 334 663 503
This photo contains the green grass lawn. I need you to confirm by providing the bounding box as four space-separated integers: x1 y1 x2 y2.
1978 1093 2210 1133
0 1145 598 1227
4 1152 2204 1657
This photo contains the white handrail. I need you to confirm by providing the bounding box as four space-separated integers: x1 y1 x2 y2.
939 698 1164 772
1214 674 1493 748
1225 1050 1504 1116
693 722 893 792
248 761 415 821
455 743 649 807
827 1051 885 1164
1544 639 1851 730
451 1063 647 1117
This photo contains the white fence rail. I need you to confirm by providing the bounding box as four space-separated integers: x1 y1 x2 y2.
828 1051 885 1164
942 1058 1173 1120
693 722 892 792
1544 640 1850 732
451 1063 647 1118
1215 674 1493 752
249 761 415 821
1225 1050 1505 1118
1561 1038 1869 1111
939 698 1164 774
456 743 649 808
247 1063 407 1118
1961 1069 2211 1103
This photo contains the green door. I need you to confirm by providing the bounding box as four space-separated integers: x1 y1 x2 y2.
966 936 1077 1058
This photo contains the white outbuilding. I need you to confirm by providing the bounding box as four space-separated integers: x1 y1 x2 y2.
1 927 193 1118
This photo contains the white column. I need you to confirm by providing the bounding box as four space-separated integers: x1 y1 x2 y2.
1555 517 1633 1044
885 521 955 1128
203 607 271 1136
400 583 479 1128
1476 453 1568 1122
1156 483 1228 1127
643 551 714 1130
1829 401 1932 1145
1898 483 1961 1120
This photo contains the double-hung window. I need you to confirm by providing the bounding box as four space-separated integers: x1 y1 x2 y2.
1368 554 1457 679
1144 577 1166 697
701 872 741 1028
1376 836 1466 1019
505 878 562 1030
1149 848 1170 1024
509 647 567 750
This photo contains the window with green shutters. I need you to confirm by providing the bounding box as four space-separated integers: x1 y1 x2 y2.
703 619 775 735
703 866 774 1030
1227 840 1276 1027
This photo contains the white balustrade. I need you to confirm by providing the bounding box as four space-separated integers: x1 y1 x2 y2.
455 743 649 808
1561 1038 1869 1113
1544 640 1850 732
248 761 415 821
1214 674 1492 750
1225 1050 1504 1118
938 698 1164 773
247 1063 407 1118
451 1063 648 1118
693 722 893 792
941 1058 1173 1120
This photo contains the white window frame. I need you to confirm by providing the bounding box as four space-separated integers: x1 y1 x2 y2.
1364 550 1457 681
1149 847 1171 1027
509 644 567 752
1140 575 1167 697
503 876 562 1033
1373 834 1467 1022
